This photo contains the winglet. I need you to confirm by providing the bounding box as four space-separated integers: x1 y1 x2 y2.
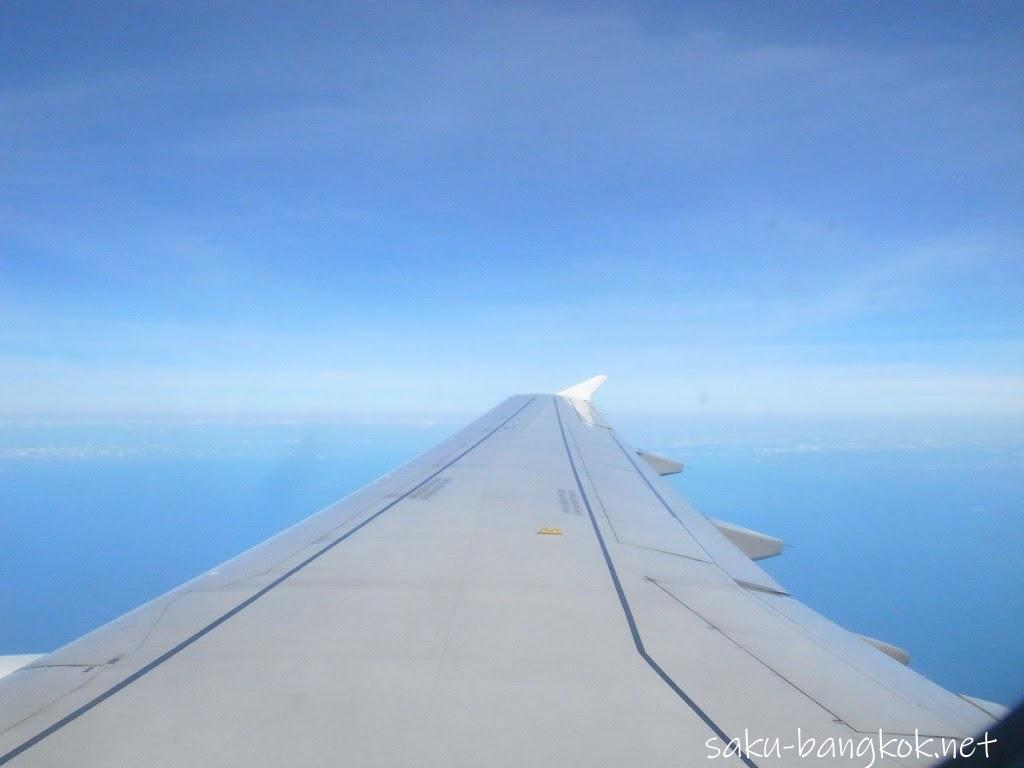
557 375 608 402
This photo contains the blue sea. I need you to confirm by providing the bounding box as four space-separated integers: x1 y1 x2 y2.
1 416 1021 708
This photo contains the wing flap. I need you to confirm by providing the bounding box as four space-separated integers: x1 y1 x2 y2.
646 572 989 738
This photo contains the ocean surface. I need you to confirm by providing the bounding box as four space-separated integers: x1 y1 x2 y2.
2 416 1022 708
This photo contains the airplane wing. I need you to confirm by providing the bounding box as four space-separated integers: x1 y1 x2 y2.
0 383 1008 766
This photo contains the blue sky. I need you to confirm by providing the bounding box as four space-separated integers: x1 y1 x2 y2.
1 1 1022 420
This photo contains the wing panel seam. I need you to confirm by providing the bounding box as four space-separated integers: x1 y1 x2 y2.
608 431 786 596
0 397 536 766
553 397 761 768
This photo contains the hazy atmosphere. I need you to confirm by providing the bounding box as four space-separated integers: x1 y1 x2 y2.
2 1 1022 421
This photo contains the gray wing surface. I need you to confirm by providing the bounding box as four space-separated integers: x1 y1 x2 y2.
0 393 999 766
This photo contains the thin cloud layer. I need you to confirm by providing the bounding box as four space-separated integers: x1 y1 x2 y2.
1 1 1021 419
